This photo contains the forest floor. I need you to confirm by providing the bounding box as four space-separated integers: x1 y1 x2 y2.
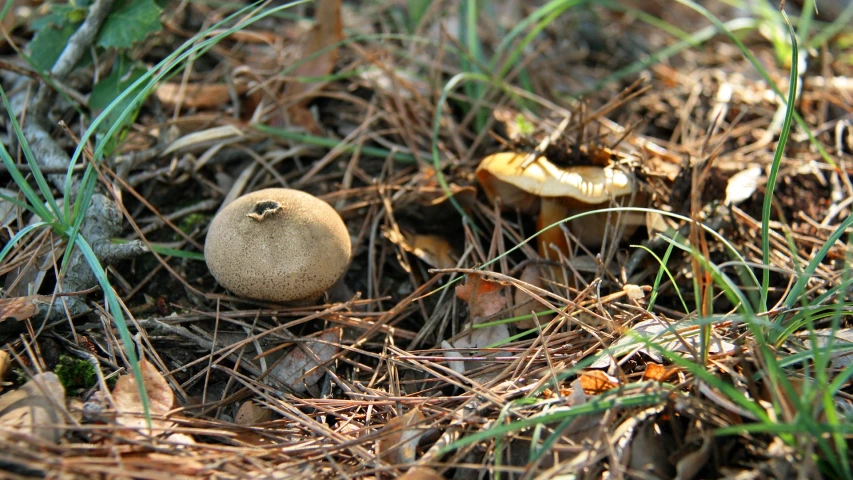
1 0 852 479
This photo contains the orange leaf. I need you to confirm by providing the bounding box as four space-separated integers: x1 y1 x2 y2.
643 363 679 382
579 370 618 395
455 274 506 320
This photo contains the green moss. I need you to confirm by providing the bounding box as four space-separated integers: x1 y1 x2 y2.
178 213 210 234
55 355 97 391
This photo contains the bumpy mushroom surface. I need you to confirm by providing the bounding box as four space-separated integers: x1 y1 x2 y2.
205 188 351 302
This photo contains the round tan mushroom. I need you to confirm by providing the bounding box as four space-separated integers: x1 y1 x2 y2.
205 188 351 302
476 152 644 256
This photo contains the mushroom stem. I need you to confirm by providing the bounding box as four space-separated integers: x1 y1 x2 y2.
536 198 570 260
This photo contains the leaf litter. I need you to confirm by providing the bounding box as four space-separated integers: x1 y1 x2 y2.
0 0 851 477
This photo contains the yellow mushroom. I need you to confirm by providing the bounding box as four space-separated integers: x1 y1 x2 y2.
476 152 644 258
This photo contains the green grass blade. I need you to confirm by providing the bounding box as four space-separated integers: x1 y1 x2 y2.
0 89 62 222
760 11 799 312
74 235 150 426
253 124 417 163
0 222 48 263
673 0 836 169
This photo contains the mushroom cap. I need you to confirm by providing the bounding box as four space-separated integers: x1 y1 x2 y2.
476 152 635 210
204 188 351 302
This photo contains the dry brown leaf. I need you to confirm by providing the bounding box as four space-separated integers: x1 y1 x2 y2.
455 274 507 321
453 323 510 352
439 340 466 374
285 0 343 132
378 407 426 465
675 430 713 480
643 363 679 382
513 264 552 329
113 358 175 435
0 372 66 444
579 370 619 395
155 82 248 110
628 420 676 479
0 295 43 321
269 328 340 393
235 400 272 425
384 228 457 269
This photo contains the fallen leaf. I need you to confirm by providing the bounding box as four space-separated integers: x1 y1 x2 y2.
269 328 340 393
643 363 679 382
113 358 175 435
796 328 853 369
235 400 272 425
513 264 552 329
378 407 426 464
725 166 762 206
359 67 428 100
440 340 466 374
155 82 248 110
675 430 713 480
453 323 510 351
590 319 735 368
578 370 619 395
0 372 66 444
610 406 668 477
0 187 21 228
284 0 343 132
455 274 507 321
162 125 244 155
384 228 457 269
628 419 675 479
0 296 42 321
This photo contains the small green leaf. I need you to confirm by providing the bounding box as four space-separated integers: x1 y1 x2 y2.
515 114 534 136
30 5 86 32
29 20 81 70
96 0 162 50
89 56 147 155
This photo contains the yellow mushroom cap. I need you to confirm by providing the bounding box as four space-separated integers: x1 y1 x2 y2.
204 188 352 302
475 152 635 209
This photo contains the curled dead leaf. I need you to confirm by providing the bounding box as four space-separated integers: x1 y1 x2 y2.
156 82 248 110
378 407 427 465
0 295 45 322
235 400 272 425
113 359 175 435
384 228 457 269
513 264 552 329
0 372 66 444
643 363 679 382
579 370 619 395
455 274 507 321
269 328 341 393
